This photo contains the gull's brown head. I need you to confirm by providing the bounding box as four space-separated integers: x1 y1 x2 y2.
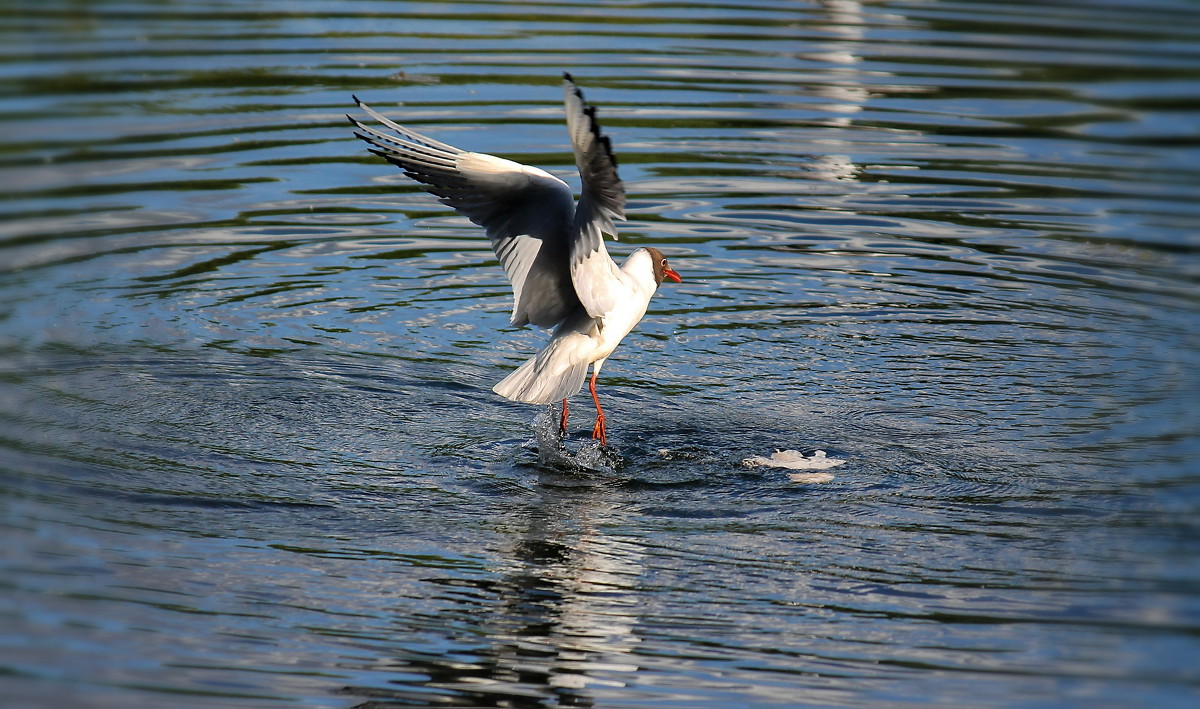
645 247 682 286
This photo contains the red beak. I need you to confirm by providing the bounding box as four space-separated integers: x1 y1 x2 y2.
663 267 682 283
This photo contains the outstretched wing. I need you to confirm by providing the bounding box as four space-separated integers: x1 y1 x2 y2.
350 97 580 328
562 73 629 319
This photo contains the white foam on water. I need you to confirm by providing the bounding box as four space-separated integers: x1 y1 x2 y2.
742 449 845 483
742 449 845 470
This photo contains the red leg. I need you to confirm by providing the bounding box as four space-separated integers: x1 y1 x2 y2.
588 370 607 445
559 398 569 436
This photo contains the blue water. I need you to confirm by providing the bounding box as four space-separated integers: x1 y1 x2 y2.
2 0 1198 706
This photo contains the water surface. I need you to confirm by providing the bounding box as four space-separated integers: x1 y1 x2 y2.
2 0 1199 706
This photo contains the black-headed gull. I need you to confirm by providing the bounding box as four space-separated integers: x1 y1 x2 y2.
350 73 681 445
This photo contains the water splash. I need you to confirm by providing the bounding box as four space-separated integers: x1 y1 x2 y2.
532 406 623 474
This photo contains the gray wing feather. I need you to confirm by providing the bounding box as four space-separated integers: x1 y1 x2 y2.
562 74 625 232
350 96 579 328
562 74 628 318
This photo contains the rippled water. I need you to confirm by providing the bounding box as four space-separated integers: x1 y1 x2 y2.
3 0 1199 706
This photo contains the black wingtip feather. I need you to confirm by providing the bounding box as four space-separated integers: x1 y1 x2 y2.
582 96 618 171
599 135 617 167
563 71 574 83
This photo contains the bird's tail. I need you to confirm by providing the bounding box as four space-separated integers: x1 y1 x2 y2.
493 338 589 404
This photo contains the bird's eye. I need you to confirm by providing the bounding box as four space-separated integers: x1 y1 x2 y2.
661 259 668 266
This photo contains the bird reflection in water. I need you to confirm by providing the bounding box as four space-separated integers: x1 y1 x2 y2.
341 494 643 707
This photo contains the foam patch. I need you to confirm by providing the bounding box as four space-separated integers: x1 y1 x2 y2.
742 449 845 483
